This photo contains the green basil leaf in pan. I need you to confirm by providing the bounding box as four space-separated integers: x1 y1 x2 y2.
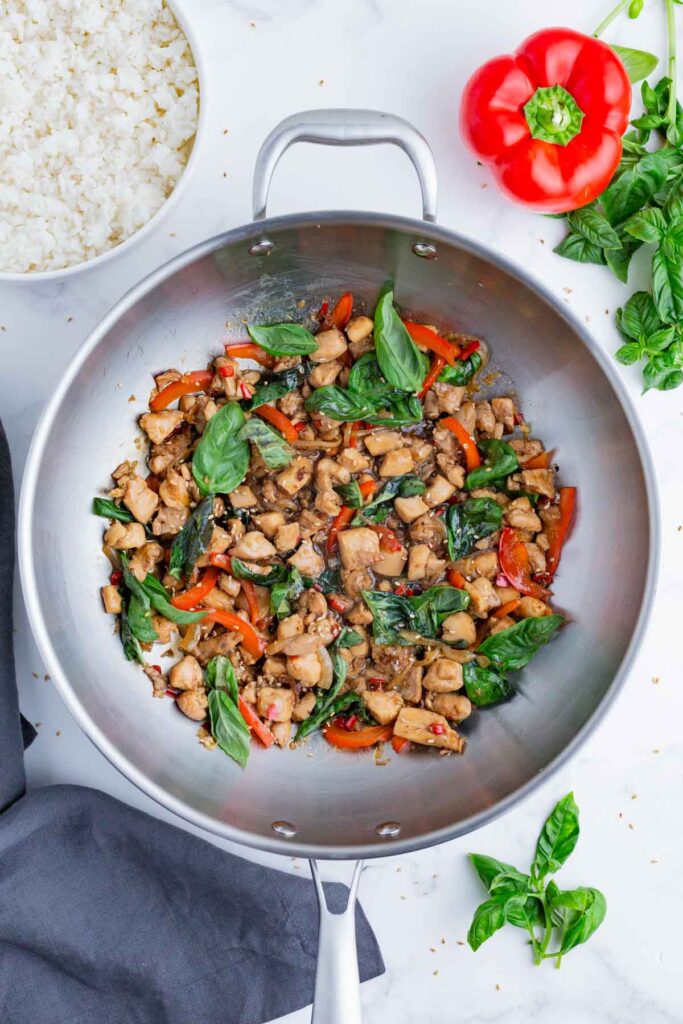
92 497 134 523
333 627 363 649
352 474 425 524
364 392 423 427
446 497 503 560
248 322 317 355
205 655 239 703
465 439 519 490
360 589 412 645
304 385 376 422
437 350 482 386
373 287 428 393
249 362 309 409
334 479 363 508
295 690 361 742
208 688 251 768
347 353 393 397
240 416 294 469
270 567 304 619
120 599 144 664
192 401 250 496
302 567 341 594
229 558 288 586
126 592 159 645
136 572 208 627
463 663 512 706
476 614 564 672
168 493 215 580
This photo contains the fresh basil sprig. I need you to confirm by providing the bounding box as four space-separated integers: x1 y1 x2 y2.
361 586 470 646
467 793 606 967
192 401 249 496
240 416 294 468
465 439 519 490
120 598 145 663
205 656 251 768
168 494 215 580
247 322 317 355
373 286 428 392
445 497 503 560
92 497 134 523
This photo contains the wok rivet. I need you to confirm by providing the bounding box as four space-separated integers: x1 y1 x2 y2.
412 242 438 260
272 820 298 838
375 821 401 838
249 239 275 256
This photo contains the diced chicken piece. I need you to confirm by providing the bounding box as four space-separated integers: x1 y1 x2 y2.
371 643 415 676
494 584 520 605
488 615 516 636
349 336 375 359
229 485 258 509
207 525 232 555
520 469 556 499
518 596 552 618
424 474 456 508
408 513 446 549
292 691 317 722
465 577 502 617
469 487 508 506
340 567 374 599
346 626 370 657
311 327 348 363
288 539 325 577
148 424 193 476
275 522 300 552
379 449 414 477
271 721 291 747
510 438 543 465
287 651 322 686
315 489 342 517
346 316 373 343
263 655 287 679
436 454 466 488
364 431 404 456
152 615 177 644
139 410 184 445
338 448 371 472
277 456 314 496
154 369 182 391
346 601 374 626
278 390 305 419
433 382 465 414
309 360 343 388
393 707 464 752
455 401 476 435
423 659 464 693
394 495 430 524
441 609 475 646
129 541 164 582
123 475 159 525
298 510 328 539
158 468 190 510
432 425 458 457
316 457 350 490
373 547 408 577
277 613 304 640
427 693 472 723
491 397 515 433
144 664 166 697
525 543 547 575
475 401 496 436
407 544 430 581
230 531 277 561
176 689 209 721
104 521 146 550
297 589 328 618
452 550 499 580
506 497 542 532
152 506 188 537
257 686 295 722
252 512 285 537
392 664 423 704
101 585 122 614
169 655 203 691
363 689 404 725
337 527 382 570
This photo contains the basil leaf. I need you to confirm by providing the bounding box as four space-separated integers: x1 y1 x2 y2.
553 232 606 264
608 43 658 83
623 207 667 243
445 497 502 560
295 690 361 742
92 497 134 523
168 494 215 580
120 598 144 663
409 585 470 638
465 439 518 490
615 342 643 365
602 150 673 226
192 402 249 497
305 386 375 422
270 567 304 619
642 349 683 391
489 868 533 895
230 558 287 586
373 288 427 392
205 655 239 702
352 474 425 524
247 322 317 355
347 354 390 396
555 888 607 955
463 663 512 706
334 627 363 649
506 894 546 931
137 572 208 627
604 228 642 282
437 350 482 386
617 290 662 341
467 893 526 951
126 592 159 644
334 480 363 508
208 688 251 768
240 417 294 468
532 792 580 880
652 236 683 323
249 362 309 409
469 853 524 892
361 590 411 645
567 207 621 250
303 567 341 594
477 614 564 672
366 392 423 427
645 326 677 352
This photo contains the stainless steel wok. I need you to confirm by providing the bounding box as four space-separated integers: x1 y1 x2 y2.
19 111 658 1022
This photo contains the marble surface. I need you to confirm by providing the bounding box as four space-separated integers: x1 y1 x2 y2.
2 0 682 1020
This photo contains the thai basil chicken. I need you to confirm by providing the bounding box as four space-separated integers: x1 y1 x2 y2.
95 287 575 767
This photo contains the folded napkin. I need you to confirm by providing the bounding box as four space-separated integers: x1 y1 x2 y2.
0 422 384 1024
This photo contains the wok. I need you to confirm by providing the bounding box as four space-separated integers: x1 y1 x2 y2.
19 111 658 1022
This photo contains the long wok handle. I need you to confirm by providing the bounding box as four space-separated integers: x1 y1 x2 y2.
252 109 437 223
309 859 364 1024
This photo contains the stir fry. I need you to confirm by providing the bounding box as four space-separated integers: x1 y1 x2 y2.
94 287 574 766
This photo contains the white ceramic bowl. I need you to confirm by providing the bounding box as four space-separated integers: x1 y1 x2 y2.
0 0 206 282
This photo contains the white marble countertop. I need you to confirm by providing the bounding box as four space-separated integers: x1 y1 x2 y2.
2 0 682 1020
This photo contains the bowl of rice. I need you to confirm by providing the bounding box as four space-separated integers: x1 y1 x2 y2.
0 0 204 279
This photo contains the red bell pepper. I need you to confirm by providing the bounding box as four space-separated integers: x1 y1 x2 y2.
327 291 354 330
223 342 274 367
327 506 355 555
402 322 460 367
418 355 446 400
440 416 481 471
498 527 549 600
458 340 481 362
171 568 219 610
460 28 631 212
369 524 403 553
523 450 552 470
254 404 299 444
150 371 213 412
492 597 521 619
391 735 410 754
543 486 576 580
204 609 266 658
447 568 468 590
238 697 275 748
323 722 393 749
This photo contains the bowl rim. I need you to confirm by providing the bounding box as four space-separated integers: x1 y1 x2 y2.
0 0 206 282
18 210 661 859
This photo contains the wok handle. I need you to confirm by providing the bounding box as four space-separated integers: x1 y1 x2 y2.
252 109 437 223
309 858 364 1024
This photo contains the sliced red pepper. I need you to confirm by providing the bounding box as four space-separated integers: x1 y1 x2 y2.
238 696 275 748
150 371 213 412
255 404 299 444
448 569 468 589
204 609 266 658
240 579 260 626
359 478 378 500
171 567 219 610
323 722 393 749
328 595 347 614
440 416 481 471
524 450 551 470
402 322 460 366
543 486 576 581
498 527 549 600
492 597 521 619
418 355 446 400
327 506 355 556
327 291 354 330
294 421 307 433
369 524 402 553
209 553 233 572
391 735 410 754
218 365 235 379
316 299 329 322
458 340 481 362
109 569 123 586
223 342 274 367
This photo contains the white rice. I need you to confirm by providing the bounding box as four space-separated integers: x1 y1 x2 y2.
0 0 199 273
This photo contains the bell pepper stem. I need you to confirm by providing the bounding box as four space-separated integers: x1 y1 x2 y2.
665 0 677 128
592 0 630 37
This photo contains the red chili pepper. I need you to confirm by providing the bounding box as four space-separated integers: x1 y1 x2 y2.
204 609 266 659
239 381 253 400
241 579 260 626
440 416 481 471
369 524 402 553
328 596 346 614
402 322 460 366
218 365 235 379
542 486 576 581
151 665 162 674
209 552 233 572
495 571 513 589
294 421 307 433
109 570 123 586
460 28 631 213
323 722 393 749
327 506 355 555
171 568 219 610
343 714 359 731
498 527 549 600
165 688 179 699
224 342 274 368
418 354 446 400
327 291 354 329
367 677 385 688
391 735 410 754
429 721 447 736
448 569 468 589
359 478 377 500
255 404 299 444
150 371 213 412
458 340 481 362
316 299 329 322
238 696 275 747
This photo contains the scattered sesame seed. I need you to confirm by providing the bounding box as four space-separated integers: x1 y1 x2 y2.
496 983 501 991
400 895 407 901
34 721 41 728
457 940 464 946
249 21 255 27
651 858 659 864
433 970 439 976
32 672 39 679
429 947 436 953
653 748 661 753
619 812 623 818
67 316 73 322
652 676 660 684
629 823 635 830
539 239 545 244
631 793 638 800
319 79 325 86
56 730 61 737
128 394 136 402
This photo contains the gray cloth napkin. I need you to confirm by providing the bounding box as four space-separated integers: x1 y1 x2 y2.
0 422 383 1023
